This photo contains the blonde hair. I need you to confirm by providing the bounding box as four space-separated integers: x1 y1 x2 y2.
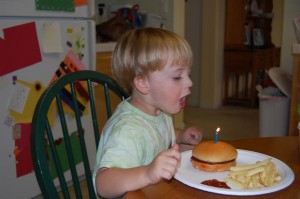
112 28 193 94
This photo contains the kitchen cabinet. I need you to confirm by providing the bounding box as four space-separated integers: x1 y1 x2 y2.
289 49 300 136
95 51 122 129
96 51 113 76
225 0 273 49
224 0 280 108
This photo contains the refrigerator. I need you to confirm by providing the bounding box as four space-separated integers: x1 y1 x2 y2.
0 1 96 198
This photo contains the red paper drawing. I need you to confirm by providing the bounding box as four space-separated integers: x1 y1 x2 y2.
74 0 88 6
14 123 33 178
0 22 42 76
50 51 86 83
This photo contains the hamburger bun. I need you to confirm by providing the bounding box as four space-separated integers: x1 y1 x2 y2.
191 141 237 172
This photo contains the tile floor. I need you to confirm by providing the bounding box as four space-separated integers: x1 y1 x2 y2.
184 105 260 141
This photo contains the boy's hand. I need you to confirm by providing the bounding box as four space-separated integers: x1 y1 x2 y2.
146 144 181 184
180 126 203 145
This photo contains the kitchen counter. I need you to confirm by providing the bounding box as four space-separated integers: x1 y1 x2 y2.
96 42 116 52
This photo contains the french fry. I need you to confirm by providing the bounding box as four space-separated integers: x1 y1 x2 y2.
226 158 282 190
229 169 248 177
225 177 248 189
262 162 276 186
246 166 265 176
230 158 271 171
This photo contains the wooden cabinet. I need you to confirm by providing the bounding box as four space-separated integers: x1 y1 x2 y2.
289 53 300 136
96 51 113 76
224 0 247 48
224 0 280 108
225 0 273 49
95 51 122 129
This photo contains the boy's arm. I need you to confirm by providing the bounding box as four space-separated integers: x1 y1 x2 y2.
95 166 151 198
95 145 180 198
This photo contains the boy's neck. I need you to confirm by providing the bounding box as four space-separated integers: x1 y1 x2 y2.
129 96 160 116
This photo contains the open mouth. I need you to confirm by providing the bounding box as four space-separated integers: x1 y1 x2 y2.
179 97 186 108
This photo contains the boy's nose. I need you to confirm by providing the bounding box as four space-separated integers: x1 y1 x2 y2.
187 76 193 87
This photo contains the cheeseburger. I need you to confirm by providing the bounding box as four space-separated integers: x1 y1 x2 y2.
190 141 237 172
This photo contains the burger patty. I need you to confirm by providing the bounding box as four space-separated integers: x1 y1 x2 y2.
191 156 235 165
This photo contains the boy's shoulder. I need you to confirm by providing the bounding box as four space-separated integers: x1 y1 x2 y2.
105 101 145 126
107 100 173 127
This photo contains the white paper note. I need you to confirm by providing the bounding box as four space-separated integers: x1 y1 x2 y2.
8 82 30 113
42 22 64 53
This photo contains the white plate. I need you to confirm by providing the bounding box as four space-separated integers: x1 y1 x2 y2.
175 149 294 196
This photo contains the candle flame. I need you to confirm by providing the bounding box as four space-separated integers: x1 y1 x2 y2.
216 127 220 133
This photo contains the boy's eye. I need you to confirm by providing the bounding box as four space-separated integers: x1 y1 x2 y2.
173 76 182 80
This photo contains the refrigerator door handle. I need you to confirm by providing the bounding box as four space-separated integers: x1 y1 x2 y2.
88 20 97 71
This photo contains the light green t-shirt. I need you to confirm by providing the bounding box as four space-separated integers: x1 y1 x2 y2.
92 99 176 196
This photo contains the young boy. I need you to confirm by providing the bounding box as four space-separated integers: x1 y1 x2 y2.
93 27 203 198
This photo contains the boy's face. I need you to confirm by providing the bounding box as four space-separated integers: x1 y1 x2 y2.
146 62 193 115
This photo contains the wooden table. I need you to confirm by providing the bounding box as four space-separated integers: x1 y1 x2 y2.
124 136 300 199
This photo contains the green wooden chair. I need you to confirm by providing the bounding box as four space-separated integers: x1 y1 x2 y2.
31 70 128 199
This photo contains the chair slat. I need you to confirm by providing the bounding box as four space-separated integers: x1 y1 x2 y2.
45 119 70 199
70 81 96 199
57 90 82 199
103 83 112 118
68 82 85 199
87 79 100 148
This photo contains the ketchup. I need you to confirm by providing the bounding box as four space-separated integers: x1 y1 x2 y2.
201 179 231 189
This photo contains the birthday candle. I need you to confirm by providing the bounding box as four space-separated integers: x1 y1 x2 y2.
214 127 220 143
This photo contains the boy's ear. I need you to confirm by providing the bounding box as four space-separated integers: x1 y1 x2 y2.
133 75 149 94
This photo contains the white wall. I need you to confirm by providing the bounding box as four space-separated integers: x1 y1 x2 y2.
281 0 300 75
199 0 225 109
185 0 202 106
272 0 283 47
